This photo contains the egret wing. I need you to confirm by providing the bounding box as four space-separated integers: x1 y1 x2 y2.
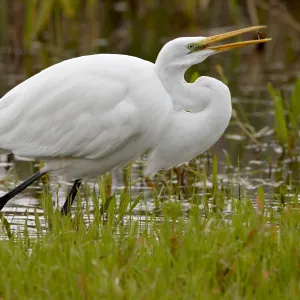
0 69 143 160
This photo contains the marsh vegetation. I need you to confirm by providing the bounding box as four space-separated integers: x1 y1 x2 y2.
1 0 300 298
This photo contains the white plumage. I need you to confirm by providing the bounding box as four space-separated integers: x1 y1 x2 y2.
144 76 231 177
0 26 270 212
0 55 172 180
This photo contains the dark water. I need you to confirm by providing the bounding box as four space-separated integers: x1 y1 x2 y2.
0 35 299 237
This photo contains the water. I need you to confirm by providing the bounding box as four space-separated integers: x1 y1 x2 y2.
0 25 299 237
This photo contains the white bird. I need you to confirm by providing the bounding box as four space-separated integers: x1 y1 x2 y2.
0 26 270 214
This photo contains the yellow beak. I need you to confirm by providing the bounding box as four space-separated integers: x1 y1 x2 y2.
199 25 271 52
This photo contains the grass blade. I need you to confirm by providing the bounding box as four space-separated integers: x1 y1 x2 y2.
291 78 300 127
129 194 143 213
291 78 300 113
256 186 265 216
24 0 36 49
100 195 115 216
33 0 55 40
1 214 12 239
58 0 76 18
190 72 200 83
212 155 218 187
268 83 288 146
118 190 130 220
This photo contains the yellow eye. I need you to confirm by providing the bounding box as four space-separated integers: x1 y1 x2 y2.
187 44 196 50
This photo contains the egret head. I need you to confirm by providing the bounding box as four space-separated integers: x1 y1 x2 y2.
156 26 271 69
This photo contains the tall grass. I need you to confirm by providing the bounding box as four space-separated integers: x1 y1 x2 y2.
2 0 254 56
268 78 300 155
0 180 300 299
0 0 8 47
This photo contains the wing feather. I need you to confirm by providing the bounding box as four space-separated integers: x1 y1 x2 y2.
0 63 144 160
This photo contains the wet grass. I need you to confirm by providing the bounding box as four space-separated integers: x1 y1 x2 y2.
0 170 300 299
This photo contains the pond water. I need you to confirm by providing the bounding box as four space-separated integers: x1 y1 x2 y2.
0 38 299 237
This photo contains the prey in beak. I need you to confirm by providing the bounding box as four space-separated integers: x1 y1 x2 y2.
194 25 271 52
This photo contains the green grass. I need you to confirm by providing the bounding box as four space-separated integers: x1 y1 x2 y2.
0 180 300 299
268 79 300 156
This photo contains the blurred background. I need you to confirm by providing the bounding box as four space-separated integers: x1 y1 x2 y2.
0 0 299 92
0 0 300 216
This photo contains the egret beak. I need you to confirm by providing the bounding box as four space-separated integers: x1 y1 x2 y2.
199 25 271 52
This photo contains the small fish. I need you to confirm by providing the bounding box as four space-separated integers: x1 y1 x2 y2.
257 31 261 40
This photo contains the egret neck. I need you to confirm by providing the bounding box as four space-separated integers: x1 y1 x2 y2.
155 56 211 113
144 74 232 177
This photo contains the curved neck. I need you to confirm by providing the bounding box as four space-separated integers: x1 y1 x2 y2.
155 63 209 112
155 63 185 90
144 73 232 177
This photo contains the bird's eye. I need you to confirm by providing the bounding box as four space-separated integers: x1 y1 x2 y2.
187 44 196 50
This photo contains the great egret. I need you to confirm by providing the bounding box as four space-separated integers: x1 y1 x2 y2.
0 26 270 214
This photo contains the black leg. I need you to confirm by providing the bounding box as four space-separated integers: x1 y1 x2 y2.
61 179 81 215
0 171 46 211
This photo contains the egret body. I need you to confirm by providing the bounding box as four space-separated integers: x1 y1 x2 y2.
0 26 270 213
